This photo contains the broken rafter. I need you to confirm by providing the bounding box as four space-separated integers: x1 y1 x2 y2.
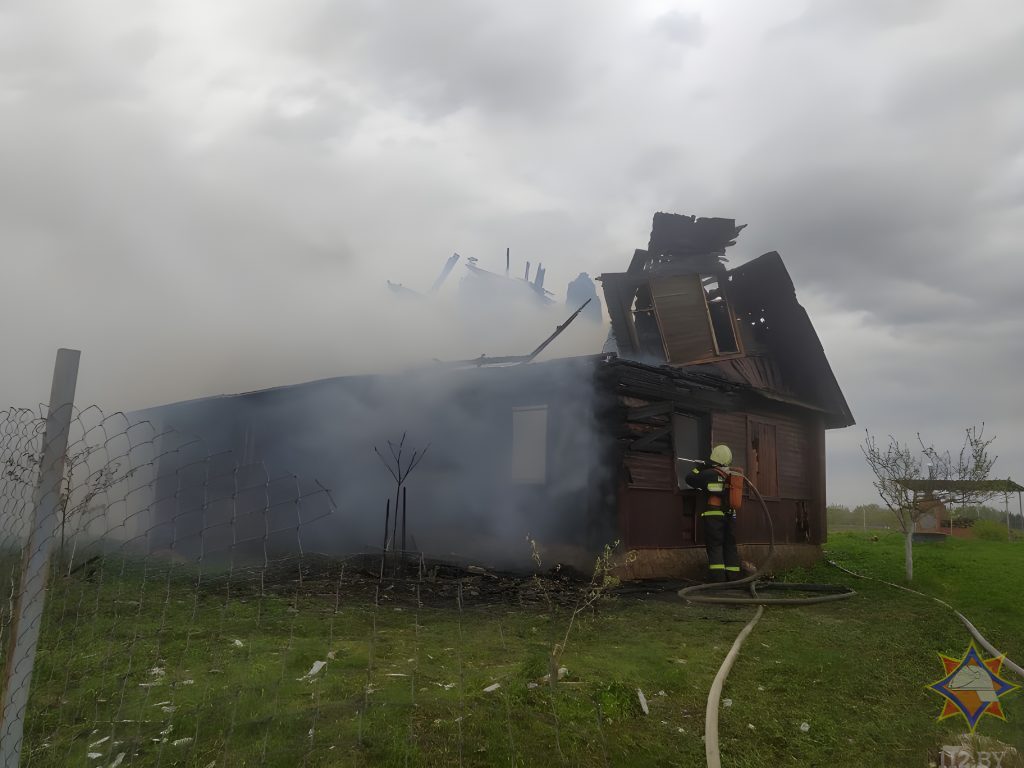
429 253 461 294
519 299 592 365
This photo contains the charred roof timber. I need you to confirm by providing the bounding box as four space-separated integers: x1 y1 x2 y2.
599 212 854 429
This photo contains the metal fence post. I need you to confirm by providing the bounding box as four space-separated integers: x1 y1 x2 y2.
0 349 80 766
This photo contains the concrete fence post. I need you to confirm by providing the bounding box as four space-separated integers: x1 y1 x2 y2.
0 349 80 766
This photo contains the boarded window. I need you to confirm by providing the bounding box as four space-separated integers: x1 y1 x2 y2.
748 420 779 497
700 275 740 355
511 406 547 484
650 275 715 363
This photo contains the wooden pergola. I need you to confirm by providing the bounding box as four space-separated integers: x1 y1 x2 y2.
896 478 1024 537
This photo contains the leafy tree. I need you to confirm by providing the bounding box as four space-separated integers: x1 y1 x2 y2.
862 425 997 581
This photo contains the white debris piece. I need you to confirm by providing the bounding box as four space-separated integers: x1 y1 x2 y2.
89 736 110 749
177 679 194 687
637 689 649 715
748 724 756 730
723 698 732 708
87 754 103 760
327 651 336 660
149 667 165 678
483 683 501 693
527 682 539 690
297 661 327 681
109 753 126 768
161 706 177 714
799 722 810 733
385 673 408 677
232 639 244 648
153 701 171 707
172 738 193 747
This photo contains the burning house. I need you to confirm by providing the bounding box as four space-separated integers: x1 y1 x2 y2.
131 213 853 578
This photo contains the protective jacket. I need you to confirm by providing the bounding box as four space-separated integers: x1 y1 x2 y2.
685 465 732 516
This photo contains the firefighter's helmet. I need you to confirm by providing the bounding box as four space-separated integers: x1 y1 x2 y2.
710 444 733 467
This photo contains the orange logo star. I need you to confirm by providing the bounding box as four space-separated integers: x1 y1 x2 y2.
927 642 1019 732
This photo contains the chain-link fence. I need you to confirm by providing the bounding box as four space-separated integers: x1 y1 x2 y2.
0 355 638 768
0 393 349 765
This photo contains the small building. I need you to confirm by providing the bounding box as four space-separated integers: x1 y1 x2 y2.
133 213 854 578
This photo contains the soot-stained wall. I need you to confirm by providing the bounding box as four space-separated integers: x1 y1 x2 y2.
133 356 611 570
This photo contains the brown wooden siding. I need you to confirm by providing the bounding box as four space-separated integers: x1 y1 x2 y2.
775 413 814 499
709 409 824 545
618 452 697 548
711 412 746 458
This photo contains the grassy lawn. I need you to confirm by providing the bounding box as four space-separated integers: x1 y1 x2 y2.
17 533 1024 766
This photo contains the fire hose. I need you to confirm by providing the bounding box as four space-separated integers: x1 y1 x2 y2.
677 466 1020 768
675 468 855 768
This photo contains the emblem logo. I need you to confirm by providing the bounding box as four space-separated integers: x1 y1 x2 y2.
927 641 1019 732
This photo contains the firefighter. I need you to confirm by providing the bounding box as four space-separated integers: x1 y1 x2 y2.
685 444 741 582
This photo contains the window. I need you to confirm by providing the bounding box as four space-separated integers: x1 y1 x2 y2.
672 413 701 489
511 406 548 484
748 420 779 497
700 275 740 355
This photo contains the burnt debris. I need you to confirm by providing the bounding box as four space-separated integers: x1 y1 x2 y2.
599 212 852 428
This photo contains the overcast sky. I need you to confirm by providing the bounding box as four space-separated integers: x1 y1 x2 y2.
2 0 1022 508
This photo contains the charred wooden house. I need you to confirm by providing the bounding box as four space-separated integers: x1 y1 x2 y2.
594 213 853 577
133 213 852 578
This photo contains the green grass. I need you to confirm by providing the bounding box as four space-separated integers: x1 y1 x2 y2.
15 534 1024 766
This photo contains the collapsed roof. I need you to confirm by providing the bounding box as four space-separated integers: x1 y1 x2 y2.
599 213 854 429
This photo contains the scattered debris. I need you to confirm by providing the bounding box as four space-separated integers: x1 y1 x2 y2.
89 736 110 749
748 723 756 731
637 689 649 715
232 639 244 648
87 753 102 760
799 722 810 733
298 661 327 681
483 683 501 693
109 753 126 768
327 651 337 660
534 666 569 686
172 737 193 747
723 698 732 708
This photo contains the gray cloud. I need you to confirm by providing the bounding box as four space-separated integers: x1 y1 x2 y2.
1 0 1021 510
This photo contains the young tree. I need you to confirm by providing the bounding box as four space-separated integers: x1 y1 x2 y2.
374 433 429 575
862 425 996 581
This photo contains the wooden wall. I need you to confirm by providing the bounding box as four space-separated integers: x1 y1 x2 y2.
710 408 825 545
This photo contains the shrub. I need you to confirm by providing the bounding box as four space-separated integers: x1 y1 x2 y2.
973 519 1009 542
